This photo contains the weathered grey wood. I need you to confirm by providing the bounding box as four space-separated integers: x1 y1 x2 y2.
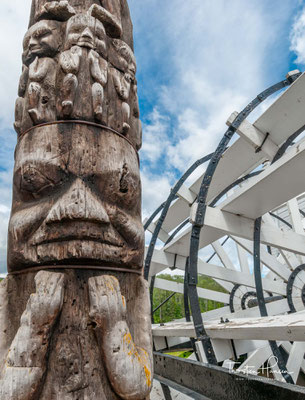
89 275 152 399
4 1 151 398
0 270 152 399
0 271 65 399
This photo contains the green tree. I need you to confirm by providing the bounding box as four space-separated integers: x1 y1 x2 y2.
152 274 228 324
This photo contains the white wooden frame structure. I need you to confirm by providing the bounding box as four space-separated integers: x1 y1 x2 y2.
145 70 305 389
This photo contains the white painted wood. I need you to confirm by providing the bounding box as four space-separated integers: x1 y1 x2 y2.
236 243 251 274
151 248 286 295
153 311 305 341
145 220 170 243
212 241 236 270
165 205 305 257
221 137 305 219
286 342 305 383
236 345 272 374
222 359 236 370
254 72 305 146
177 184 197 204
288 198 304 234
231 236 291 282
161 197 191 234
153 336 167 351
154 278 230 304
151 380 194 400
227 112 279 159
282 341 305 376
234 340 269 358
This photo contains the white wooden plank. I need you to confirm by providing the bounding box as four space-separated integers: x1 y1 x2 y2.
196 260 287 295
236 244 251 274
195 339 234 363
234 340 269 359
287 198 305 265
153 311 305 341
288 198 304 234
146 220 170 243
161 198 190 234
282 341 305 376
151 248 286 295
236 345 272 373
212 241 236 270
286 342 305 383
221 137 305 219
227 111 279 159
161 140 265 234
165 205 305 257
154 278 230 304
254 72 305 146
222 359 236 370
191 140 265 202
231 236 291 282
177 184 197 204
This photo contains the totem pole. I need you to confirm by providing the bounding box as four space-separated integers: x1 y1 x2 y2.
0 1 152 399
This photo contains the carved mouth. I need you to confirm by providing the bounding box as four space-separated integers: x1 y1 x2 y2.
77 39 94 48
38 236 123 247
29 46 42 54
30 221 125 248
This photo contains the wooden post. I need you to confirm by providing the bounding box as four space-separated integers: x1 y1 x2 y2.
1 1 152 399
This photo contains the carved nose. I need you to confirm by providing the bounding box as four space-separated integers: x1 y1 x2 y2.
29 36 38 49
45 178 110 225
81 27 94 40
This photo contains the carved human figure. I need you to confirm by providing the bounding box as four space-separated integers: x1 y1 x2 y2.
14 65 29 134
23 20 62 125
8 124 144 271
110 39 139 136
60 13 108 121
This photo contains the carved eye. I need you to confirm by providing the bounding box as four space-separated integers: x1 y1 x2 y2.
19 166 54 199
34 28 51 39
69 23 85 34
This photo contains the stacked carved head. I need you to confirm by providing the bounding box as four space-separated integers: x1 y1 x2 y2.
8 0 144 273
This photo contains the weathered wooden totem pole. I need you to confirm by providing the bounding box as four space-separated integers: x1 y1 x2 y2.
0 1 152 398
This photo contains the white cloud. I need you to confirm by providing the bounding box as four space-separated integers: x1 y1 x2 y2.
290 5 305 64
0 1 30 126
140 108 171 165
140 0 295 170
141 169 172 219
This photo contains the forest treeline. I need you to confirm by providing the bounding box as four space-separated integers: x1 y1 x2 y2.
152 274 227 324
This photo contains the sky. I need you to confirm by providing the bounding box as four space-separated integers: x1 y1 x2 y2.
0 0 305 274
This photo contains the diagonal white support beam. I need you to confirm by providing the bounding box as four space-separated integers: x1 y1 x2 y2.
165 205 305 258
154 277 230 304
286 342 305 384
151 248 287 295
236 345 273 374
144 220 170 243
231 236 291 282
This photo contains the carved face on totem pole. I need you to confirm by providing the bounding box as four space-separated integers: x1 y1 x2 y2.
65 14 106 54
8 3 144 273
8 125 144 272
23 20 62 63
